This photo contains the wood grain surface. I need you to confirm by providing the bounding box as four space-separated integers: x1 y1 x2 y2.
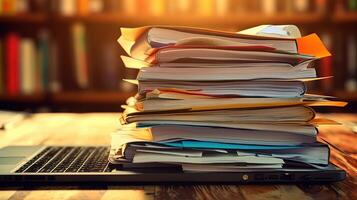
0 113 356 200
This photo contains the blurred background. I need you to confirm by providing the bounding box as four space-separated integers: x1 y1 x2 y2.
0 0 356 112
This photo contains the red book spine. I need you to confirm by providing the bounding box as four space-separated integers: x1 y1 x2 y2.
319 33 333 92
5 33 20 95
320 56 333 91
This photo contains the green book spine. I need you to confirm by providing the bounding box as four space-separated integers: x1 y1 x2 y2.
348 0 357 10
38 30 50 92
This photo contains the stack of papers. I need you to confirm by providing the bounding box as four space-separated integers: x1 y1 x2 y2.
110 25 347 172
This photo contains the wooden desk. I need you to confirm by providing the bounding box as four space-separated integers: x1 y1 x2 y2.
0 113 356 200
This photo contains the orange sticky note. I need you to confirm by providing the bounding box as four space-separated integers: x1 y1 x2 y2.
297 33 331 59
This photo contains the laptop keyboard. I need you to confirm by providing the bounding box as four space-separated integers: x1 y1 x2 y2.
15 146 110 173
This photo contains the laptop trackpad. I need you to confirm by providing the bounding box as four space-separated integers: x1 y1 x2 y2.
0 157 25 165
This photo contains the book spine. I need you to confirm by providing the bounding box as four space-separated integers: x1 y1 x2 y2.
319 33 333 92
0 40 3 94
135 0 149 15
293 0 309 12
2 0 16 14
348 0 357 10
48 37 61 92
345 34 357 92
174 0 191 14
215 0 229 17
150 0 165 16
60 0 76 16
262 0 277 15
38 30 50 92
101 43 120 90
72 23 89 89
5 33 20 95
20 38 36 94
77 0 89 15
196 0 214 16
335 0 347 12
16 0 29 13
121 0 136 15
88 0 103 13
30 0 49 13
315 0 327 13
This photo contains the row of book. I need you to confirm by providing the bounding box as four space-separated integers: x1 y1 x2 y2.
0 24 135 95
2 0 328 16
336 0 357 12
70 23 134 91
323 32 357 93
0 0 47 15
2 0 357 17
118 0 328 16
0 31 53 95
110 25 346 171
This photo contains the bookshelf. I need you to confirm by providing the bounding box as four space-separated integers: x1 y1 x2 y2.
0 14 47 23
0 93 46 103
0 0 356 112
332 11 357 22
54 13 325 26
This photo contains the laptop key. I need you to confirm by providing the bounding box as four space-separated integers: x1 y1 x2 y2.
24 147 63 173
15 147 52 173
38 147 74 173
65 147 96 172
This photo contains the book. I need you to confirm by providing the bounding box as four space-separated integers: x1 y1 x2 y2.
150 0 165 16
171 0 191 14
348 0 357 10
215 0 230 16
38 30 50 92
2 0 16 14
77 0 89 15
20 38 36 94
48 36 61 92
262 0 277 15
31 0 49 13
5 33 20 95
345 34 357 92
319 33 333 92
196 0 214 16
16 0 29 13
89 0 103 13
72 23 89 89
293 0 309 12
0 40 3 94
60 0 76 15
121 0 136 15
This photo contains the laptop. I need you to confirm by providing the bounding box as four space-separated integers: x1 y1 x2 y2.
0 145 345 184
